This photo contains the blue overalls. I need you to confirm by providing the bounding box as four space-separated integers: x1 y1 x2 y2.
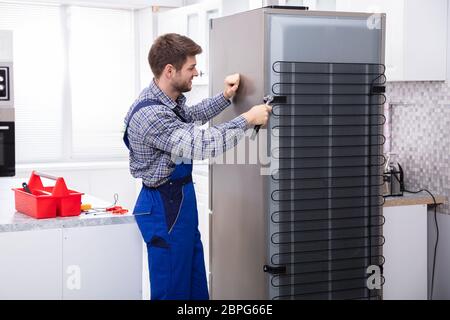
124 99 209 300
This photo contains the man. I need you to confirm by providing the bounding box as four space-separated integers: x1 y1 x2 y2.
123 33 271 300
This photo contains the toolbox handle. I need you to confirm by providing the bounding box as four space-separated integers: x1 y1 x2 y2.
33 171 60 181
28 171 70 197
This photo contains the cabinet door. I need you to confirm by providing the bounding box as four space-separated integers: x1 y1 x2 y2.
0 229 63 299
383 205 428 300
403 0 447 81
62 223 143 299
336 0 447 81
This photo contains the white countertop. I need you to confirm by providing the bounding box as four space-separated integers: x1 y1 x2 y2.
0 194 142 233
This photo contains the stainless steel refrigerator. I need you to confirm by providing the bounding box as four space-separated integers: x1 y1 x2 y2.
209 6 386 300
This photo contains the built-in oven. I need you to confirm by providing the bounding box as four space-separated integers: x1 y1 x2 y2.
1 30 15 176
0 121 14 176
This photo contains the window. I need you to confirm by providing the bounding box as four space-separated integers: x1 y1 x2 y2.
0 2 136 163
68 7 135 159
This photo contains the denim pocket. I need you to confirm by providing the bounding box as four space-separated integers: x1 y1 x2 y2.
133 187 153 216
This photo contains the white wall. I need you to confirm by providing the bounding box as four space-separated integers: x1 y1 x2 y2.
221 0 250 16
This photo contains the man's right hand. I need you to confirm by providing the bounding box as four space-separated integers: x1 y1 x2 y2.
242 104 272 126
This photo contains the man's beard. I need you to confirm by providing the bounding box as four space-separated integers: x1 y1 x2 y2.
173 78 192 93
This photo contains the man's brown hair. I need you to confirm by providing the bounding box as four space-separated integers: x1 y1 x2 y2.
148 33 202 78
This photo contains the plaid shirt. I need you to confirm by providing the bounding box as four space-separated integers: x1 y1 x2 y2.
124 80 249 187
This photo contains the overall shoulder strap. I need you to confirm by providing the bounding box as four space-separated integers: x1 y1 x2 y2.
126 99 160 126
123 99 160 150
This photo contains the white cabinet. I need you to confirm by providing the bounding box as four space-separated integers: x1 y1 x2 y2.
334 0 447 81
62 224 143 299
0 223 143 299
157 0 221 85
0 229 63 300
383 204 428 300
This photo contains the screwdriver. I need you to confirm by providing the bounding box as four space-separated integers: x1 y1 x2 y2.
22 182 32 194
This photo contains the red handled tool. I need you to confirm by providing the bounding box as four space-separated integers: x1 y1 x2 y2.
106 206 128 215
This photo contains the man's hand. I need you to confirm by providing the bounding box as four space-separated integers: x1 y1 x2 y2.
242 104 272 126
223 73 240 100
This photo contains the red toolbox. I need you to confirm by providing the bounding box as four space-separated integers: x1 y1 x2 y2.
12 171 84 219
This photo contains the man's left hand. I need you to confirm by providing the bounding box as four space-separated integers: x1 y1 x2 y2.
223 73 240 100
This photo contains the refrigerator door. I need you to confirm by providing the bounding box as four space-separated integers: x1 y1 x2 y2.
266 11 385 300
209 9 267 300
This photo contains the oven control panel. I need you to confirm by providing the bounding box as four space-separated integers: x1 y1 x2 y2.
0 30 14 109
0 62 13 111
0 66 10 101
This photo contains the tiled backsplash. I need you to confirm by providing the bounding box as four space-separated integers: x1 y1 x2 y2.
385 81 450 214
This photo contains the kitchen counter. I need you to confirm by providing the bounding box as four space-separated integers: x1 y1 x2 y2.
0 194 143 233
0 194 143 299
383 192 446 208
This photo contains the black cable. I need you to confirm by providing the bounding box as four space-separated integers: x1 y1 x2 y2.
403 188 439 300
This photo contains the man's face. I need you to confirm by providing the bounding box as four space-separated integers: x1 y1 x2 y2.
171 55 199 93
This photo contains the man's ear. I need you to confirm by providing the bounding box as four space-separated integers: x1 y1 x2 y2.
163 64 175 79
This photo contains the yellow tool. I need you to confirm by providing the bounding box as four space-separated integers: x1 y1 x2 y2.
80 203 92 211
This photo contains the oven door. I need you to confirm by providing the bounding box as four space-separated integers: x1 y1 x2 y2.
0 121 15 176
